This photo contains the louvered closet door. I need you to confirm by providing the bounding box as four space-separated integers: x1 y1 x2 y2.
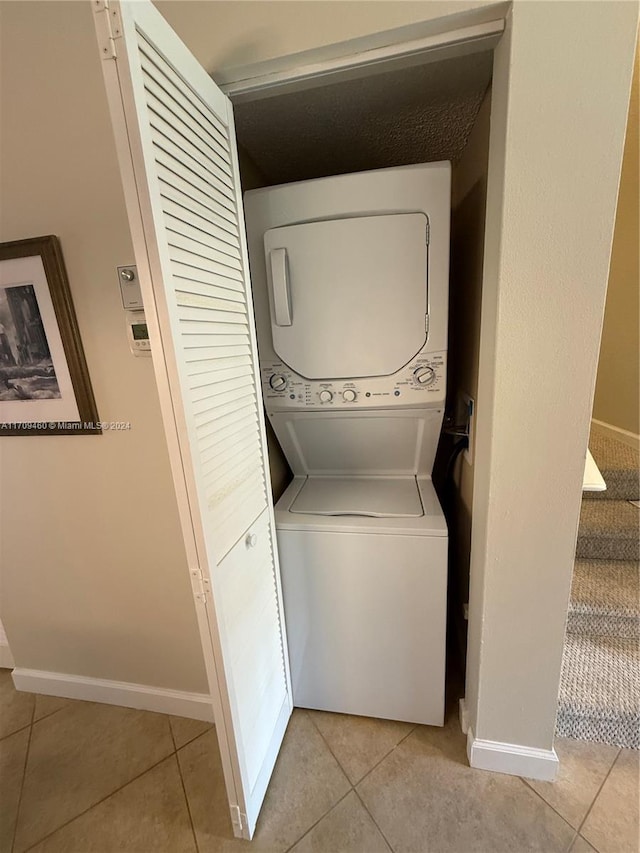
93 0 292 839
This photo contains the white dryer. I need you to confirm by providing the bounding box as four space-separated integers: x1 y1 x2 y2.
245 163 450 726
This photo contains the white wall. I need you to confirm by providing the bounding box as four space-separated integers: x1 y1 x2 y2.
466 1 638 748
0 1 207 693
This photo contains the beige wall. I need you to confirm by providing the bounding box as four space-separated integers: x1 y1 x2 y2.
447 87 492 652
593 43 639 435
0 1 207 692
0 0 636 762
156 0 502 73
466 1 638 748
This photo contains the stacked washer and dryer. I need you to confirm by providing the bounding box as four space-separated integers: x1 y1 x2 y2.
245 162 450 726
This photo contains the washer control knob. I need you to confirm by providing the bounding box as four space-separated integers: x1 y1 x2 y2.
269 374 288 392
413 366 436 385
319 390 333 403
342 389 357 402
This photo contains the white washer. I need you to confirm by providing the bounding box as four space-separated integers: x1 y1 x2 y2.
244 162 451 726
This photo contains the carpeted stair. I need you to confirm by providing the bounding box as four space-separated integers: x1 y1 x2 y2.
556 426 640 749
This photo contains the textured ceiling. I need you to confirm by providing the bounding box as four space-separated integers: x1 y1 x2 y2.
233 50 493 185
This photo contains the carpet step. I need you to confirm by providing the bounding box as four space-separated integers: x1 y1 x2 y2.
567 559 639 639
586 429 639 501
576 499 640 561
556 633 639 749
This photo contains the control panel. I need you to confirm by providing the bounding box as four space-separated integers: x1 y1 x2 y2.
261 350 446 410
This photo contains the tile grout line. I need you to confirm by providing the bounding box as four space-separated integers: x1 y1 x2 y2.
167 717 178 754
278 709 366 852
10 697 36 853
353 787 396 853
19 750 177 853
302 708 355 783
302 709 415 852
575 746 622 840
30 703 73 727
351 724 418 788
349 721 426 853
517 776 585 837
518 742 621 849
173 728 213 752
566 831 580 853
172 727 201 853
2 697 89 745
2 696 78 744
282 787 354 853
0 722 32 744
276 708 358 850
305 707 417 790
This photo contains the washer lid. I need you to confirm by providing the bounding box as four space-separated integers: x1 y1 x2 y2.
263 213 428 379
290 476 424 518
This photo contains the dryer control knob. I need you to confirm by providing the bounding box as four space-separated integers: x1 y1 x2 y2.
319 390 333 403
269 374 288 392
342 389 357 402
414 366 436 385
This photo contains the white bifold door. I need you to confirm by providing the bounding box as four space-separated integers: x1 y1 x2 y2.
92 0 292 839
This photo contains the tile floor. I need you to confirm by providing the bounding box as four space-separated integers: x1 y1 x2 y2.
0 668 638 853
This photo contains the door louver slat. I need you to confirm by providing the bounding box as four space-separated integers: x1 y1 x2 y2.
195 400 257 437
152 146 236 214
185 331 251 349
170 247 243 284
185 353 252 375
163 199 239 252
202 428 261 471
190 373 254 403
172 265 245 295
203 443 263 487
176 290 247 313
193 394 256 433
165 214 241 260
148 119 235 202
138 35 230 148
157 170 238 235
143 84 234 183
168 230 243 271
156 158 237 225
189 364 253 390
200 420 259 461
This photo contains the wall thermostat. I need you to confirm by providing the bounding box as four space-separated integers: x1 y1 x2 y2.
126 310 151 356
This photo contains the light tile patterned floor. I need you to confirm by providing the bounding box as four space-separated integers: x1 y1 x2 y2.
0 669 637 853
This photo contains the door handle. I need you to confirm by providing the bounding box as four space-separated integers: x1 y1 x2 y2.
268 248 292 326
245 533 257 549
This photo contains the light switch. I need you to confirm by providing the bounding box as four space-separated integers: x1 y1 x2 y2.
118 265 143 310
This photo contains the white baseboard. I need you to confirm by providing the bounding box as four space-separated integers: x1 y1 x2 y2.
466 726 558 781
591 418 640 451
0 643 15 669
12 668 215 722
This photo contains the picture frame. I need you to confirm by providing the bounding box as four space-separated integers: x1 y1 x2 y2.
0 235 101 435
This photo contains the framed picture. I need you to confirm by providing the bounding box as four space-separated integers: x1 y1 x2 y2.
0 235 100 435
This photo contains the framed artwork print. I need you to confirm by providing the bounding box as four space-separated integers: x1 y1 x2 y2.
0 235 100 435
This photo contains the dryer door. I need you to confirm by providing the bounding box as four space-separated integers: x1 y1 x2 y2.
264 213 428 379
